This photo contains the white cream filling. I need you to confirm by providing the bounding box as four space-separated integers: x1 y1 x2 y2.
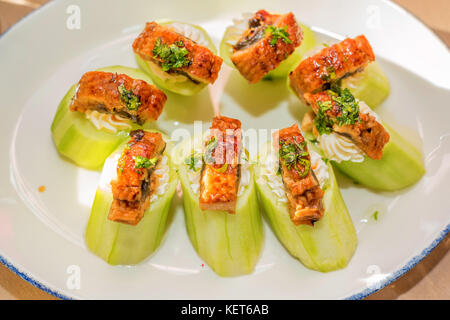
318 100 381 163
259 148 328 203
166 22 210 48
85 110 131 133
99 153 170 204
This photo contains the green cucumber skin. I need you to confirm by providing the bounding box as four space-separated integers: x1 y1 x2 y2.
51 66 151 170
220 23 317 79
341 62 390 109
85 143 178 265
331 124 425 191
178 164 263 277
255 153 357 272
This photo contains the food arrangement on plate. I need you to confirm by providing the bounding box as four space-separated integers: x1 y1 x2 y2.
50 9 425 276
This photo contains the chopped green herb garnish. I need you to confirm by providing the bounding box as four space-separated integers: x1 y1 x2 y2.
204 136 218 165
279 139 310 178
152 38 191 72
372 210 379 221
118 84 141 111
322 157 329 164
185 151 202 171
265 25 292 46
314 87 361 135
133 156 158 169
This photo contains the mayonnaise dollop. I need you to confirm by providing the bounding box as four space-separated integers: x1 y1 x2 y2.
99 153 170 204
259 147 329 203
85 110 131 133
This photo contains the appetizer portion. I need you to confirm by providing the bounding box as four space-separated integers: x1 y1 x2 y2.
301 86 424 190
109 130 166 225
304 88 390 160
176 116 263 276
51 66 165 170
85 130 177 265
276 124 324 225
133 21 222 95
255 124 357 272
221 10 310 82
289 35 375 99
70 71 166 125
199 116 241 213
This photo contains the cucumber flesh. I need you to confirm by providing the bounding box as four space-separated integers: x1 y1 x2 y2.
331 124 425 191
220 22 317 79
175 137 263 277
85 137 177 265
341 61 390 108
135 21 216 96
51 66 151 170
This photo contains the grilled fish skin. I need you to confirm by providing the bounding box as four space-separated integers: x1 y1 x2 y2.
231 10 303 83
199 116 242 214
133 22 223 84
289 35 375 100
109 130 166 225
274 124 324 226
305 91 390 160
70 71 166 125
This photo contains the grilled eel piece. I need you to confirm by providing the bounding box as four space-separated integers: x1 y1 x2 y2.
274 124 324 226
305 90 390 160
289 35 375 100
231 10 303 83
199 116 242 214
133 22 223 84
108 130 166 225
70 71 166 125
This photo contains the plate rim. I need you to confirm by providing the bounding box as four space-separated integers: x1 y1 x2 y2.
0 0 449 300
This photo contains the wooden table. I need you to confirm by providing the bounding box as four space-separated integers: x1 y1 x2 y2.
0 0 449 300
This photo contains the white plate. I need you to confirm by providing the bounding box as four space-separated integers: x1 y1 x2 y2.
0 0 449 299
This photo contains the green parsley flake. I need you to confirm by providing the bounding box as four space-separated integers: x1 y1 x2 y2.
314 86 361 135
134 156 158 169
152 38 191 72
118 84 141 111
279 139 310 178
265 25 292 47
372 211 379 221
185 151 202 171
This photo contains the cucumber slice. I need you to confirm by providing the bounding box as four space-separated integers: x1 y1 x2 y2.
51 66 152 170
85 133 177 265
254 143 357 272
341 61 390 108
220 22 317 79
135 21 216 96
175 136 263 277
330 124 425 191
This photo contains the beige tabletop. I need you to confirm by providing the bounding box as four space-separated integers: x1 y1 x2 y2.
0 0 449 300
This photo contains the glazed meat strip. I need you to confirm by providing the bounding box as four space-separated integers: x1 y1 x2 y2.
274 124 324 226
305 90 389 159
199 116 242 214
70 71 166 125
231 10 303 83
289 35 375 100
133 22 223 84
109 130 166 225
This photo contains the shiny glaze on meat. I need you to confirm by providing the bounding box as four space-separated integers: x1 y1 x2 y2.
305 91 390 159
108 130 165 225
199 116 242 213
132 22 223 84
289 35 375 99
274 124 324 226
70 71 166 125
231 10 303 83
